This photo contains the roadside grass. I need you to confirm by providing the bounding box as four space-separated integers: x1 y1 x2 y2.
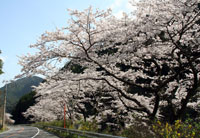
34 120 97 138
0 125 8 133
33 119 154 138
33 118 200 138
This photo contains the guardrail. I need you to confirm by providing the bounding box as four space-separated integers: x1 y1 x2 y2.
36 125 127 138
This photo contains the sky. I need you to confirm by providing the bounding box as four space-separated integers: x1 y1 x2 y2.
0 0 133 87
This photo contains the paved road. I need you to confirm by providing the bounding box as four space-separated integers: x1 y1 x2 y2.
0 125 59 138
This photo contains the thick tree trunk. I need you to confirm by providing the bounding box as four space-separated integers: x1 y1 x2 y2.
175 89 196 121
150 92 160 120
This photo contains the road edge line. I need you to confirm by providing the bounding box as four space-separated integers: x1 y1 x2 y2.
31 127 40 138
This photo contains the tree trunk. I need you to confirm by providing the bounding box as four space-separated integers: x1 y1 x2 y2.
150 92 160 120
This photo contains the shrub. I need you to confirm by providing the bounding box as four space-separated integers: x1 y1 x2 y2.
153 119 200 138
122 124 155 138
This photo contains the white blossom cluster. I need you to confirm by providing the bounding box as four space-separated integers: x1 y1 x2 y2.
19 0 200 127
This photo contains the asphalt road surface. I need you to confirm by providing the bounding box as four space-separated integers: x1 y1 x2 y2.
0 125 59 138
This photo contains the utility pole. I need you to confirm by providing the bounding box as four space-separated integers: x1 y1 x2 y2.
2 82 7 129
0 90 2 128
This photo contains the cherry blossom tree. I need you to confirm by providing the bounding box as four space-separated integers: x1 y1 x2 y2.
5 113 15 124
19 0 200 126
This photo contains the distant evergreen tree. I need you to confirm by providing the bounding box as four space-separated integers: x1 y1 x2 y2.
12 91 37 124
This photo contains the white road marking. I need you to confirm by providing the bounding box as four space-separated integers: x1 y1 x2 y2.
31 127 40 138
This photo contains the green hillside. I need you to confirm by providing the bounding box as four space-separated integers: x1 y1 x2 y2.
0 76 43 113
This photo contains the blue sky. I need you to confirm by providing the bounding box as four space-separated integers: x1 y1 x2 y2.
0 0 133 87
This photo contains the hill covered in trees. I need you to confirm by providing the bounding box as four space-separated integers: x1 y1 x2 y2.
0 76 43 113
12 91 37 124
